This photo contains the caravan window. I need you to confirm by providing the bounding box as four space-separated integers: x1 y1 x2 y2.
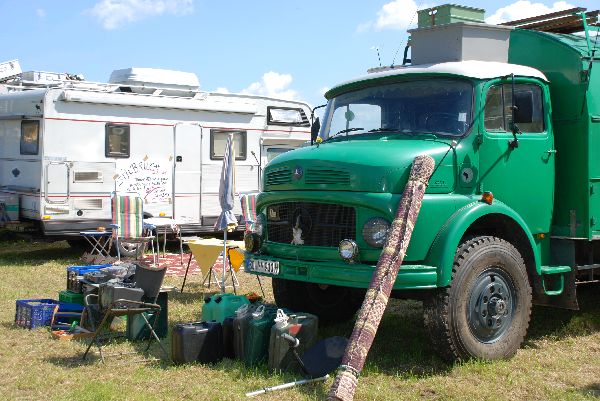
267 107 310 127
105 124 130 158
210 130 247 160
20 120 40 155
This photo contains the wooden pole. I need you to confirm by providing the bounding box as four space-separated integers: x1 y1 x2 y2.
327 155 435 401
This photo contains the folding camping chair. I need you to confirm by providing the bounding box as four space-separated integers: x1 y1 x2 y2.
82 263 168 362
240 192 266 298
110 192 157 264
82 296 168 362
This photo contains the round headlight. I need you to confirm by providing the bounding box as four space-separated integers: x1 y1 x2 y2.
362 217 391 248
244 233 262 253
253 213 266 236
339 239 359 262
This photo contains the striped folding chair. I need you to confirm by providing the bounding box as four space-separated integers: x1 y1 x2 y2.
110 192 157 263
240 192 258 234
239 191 265 297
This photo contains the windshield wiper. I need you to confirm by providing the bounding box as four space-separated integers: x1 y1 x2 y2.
322 127 364 143
368 128 399 133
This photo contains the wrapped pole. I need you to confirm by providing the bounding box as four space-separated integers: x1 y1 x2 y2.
327 155 435 401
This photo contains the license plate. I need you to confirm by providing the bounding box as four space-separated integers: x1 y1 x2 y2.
250 259 280 275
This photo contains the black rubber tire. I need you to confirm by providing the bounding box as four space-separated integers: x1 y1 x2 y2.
423 236 532 361
66 238 88 250
272 278 364 324
113 241 147 258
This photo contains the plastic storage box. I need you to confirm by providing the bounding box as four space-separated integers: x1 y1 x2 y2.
15 299 84 329
58 290 84 305
66 264 111 293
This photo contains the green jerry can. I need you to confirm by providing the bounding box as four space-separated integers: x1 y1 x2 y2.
268 309 319 372
126 291 169 340
244 304 279 366
233 303 259 360
202 293 250 323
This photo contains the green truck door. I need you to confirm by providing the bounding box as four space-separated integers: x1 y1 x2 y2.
478 81 555 235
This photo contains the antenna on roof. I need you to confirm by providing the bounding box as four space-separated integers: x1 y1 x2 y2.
371 46 382 67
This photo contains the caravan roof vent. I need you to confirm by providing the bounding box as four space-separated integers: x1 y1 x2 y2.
108 68 200 95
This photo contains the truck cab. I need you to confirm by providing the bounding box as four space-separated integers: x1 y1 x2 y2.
244 6 599 361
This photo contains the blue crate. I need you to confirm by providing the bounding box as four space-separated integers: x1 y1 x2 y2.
66 264 112 293
15 299 84 329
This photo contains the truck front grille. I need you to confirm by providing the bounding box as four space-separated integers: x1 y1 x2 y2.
266 202 355 247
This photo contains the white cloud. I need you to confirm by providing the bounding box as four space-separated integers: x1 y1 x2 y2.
486 1 574 25
36 8 46 18
241 71 298 100
88 0 193 30
358 0 423 32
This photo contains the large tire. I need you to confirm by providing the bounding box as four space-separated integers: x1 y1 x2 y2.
272 278 364 324
114 241 147 258
423 236 532 361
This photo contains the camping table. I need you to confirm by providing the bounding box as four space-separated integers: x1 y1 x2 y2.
79 230 113 257
181 239 246 293
143 218 184 266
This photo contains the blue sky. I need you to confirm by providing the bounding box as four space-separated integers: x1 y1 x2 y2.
1 0 598 107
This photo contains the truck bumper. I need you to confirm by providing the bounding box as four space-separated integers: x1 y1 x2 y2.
244 253 438 290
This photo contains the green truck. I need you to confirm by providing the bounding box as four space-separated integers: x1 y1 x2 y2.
244 5 600 361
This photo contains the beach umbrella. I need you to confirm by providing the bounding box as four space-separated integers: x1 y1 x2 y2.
214 133 238 292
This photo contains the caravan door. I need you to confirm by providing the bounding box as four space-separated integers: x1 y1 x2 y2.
174 123 202 224
45 162 69 204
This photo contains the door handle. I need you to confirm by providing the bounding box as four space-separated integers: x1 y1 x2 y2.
546 149 557 154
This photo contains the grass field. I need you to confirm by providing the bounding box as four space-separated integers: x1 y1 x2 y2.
0 237 598 401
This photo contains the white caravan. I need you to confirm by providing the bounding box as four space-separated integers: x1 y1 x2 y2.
0 68 311 243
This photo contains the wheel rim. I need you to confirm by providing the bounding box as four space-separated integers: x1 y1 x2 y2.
467 267 516 343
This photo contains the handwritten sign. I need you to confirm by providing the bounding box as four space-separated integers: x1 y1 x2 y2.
115 160 172 203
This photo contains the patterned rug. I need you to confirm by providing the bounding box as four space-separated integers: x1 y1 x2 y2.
80 252 225 277
140 252 226 277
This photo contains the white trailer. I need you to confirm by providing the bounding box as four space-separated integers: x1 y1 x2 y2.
0 68 311 243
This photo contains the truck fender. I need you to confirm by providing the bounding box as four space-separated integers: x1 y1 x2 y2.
425 199 540 287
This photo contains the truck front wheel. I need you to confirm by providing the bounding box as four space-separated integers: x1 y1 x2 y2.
423 236 532 361
272 278 364 323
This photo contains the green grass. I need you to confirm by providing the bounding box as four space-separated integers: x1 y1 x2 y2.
0 237 598 400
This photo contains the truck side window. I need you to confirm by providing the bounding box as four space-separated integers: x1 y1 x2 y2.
503 84 544 133
484 86 504 131
210 130 247 160
484 84 544 133
105 123 130 158
20 120 40 155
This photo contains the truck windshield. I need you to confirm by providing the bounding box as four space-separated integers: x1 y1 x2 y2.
321 78 473 139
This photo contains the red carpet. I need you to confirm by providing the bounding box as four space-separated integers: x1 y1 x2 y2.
140 252 225 277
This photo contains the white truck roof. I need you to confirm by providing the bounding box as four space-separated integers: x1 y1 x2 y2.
331 60 548 96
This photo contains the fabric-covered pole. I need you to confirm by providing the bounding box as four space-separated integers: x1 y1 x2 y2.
327 154 435 401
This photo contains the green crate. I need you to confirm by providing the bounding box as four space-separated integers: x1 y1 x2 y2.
59 290 84 305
